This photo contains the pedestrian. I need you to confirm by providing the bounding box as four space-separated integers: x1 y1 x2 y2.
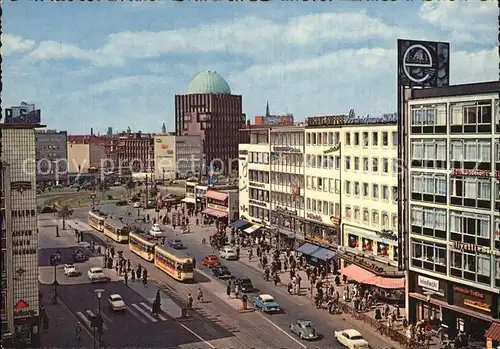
127 259 131 271
131 269 136 282
226 284 231 299
143 274 148 287
192 257 196 269
137 267 142 280
197 288 204 303
124 271 128 285
115 265 119 275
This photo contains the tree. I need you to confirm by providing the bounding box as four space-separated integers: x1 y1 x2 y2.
57 204 73 230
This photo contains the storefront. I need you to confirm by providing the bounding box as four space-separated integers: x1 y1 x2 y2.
202 190 229 225
408 271 499 340
182 182 197 209
343 224 398 263
296 242 337 267
195 185 208 212
304 213 340 247
270 206 305 249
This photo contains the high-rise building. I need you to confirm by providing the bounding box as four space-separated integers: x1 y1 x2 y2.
116 131 154 174
35 130 68 186
404 81 500 341
1 103 42 346
175 71 247 175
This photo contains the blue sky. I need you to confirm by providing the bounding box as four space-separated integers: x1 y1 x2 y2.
2 1 497 134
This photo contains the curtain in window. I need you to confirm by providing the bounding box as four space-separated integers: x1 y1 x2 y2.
450 212 462 233
464 179 477 198
435 211 446 230
450 105 463 124
423 143 435 159
477 255 490 276
412 175 423 192
477 180 491 200
436 142 446 161
411 142 423 160
479 142 491 162
450 142 463 161
436 177 447 195
424 176 435 194
423 210 434 228
411 207 423 225
464 142 478 162
479 216 490 238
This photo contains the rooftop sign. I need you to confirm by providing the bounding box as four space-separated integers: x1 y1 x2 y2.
306 109 397 127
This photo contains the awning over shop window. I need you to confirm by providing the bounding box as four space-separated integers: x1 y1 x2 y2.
244 225 261 234
201 208 228 218
364 276 405 289
296 242 321 256
181 197 196 204
486 322 500 341
341 264 376 283
310 247 336 261
231 219 251 230
204 191 228 201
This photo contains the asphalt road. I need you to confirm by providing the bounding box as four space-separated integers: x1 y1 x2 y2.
75 204 400 349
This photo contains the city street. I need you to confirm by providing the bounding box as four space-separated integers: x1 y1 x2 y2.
74 204 401 349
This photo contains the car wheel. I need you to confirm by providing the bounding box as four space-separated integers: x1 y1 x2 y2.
261 307 265 312
299 333 303 339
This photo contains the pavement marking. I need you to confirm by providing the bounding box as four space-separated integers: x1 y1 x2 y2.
140 302 168 321
178 322 216 349
131 303 158 322
86 310 109 330
125 305 148 324
257 313 308 349
77 311 92 329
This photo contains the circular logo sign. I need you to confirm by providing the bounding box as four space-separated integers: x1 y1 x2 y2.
402 44 433 84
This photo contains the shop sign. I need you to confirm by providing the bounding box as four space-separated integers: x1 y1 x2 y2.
239 150 248 155
306 213 322 222
207 203 228 212
249 199 267 208
12 230 33 237
273 146 301 153
12 210 36 218
249 182 266 188
451 241 500 257
453 285 491 313
418 275 440 292
276 207 297 216
13 300 37 318
451 168 500 179
329 216 340 225
11 181 32 193
306 111 397 127
323 144 340 154
306 115 345 127
464 299 491 312
376 229 398 241
453 285 485 299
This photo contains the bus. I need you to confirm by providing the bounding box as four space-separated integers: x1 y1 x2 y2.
128 231 157 262
154 245 194 282
88 210 105 232
103 218 129 243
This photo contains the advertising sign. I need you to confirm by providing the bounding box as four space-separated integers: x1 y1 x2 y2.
207 166 214 186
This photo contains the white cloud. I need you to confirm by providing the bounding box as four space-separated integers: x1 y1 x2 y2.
1 34 36 55
88 75 169 95
24 41 96 63
419 1 497 45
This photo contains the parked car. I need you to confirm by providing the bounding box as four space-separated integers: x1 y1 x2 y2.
211 265 232 279
72 249 87 262
63 264 80 277
133 202 142 208
235 278 254 293
168 239 184 249
201 255 220 268
219 246 238 260
334 329 369 349
149 223 164 237
116 200 128 206
88 267 107 283
108 294 126 311
253 294 281 313
290 320 319 340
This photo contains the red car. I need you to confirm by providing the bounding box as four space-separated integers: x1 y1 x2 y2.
202 255 220 268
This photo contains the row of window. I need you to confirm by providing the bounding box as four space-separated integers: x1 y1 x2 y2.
345 205 398 231
271 172 305 188
306 199 340 217
345 181 398 203
270 192 305 209
306 131 339 146
410 101 495 128
249 170 270 184
411 139 500 163
249 188 269 202
271 132 304 146
345 156 398 175
344 130 398 148
249 205 270 221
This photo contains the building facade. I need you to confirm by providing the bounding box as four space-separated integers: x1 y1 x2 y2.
404 81 500 341
175 71 247 175
1 118 41 346
67 137 106 176
154 134 202 180
35 130 68 185
116 132 154 174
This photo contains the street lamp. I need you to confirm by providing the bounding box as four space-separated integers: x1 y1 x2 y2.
94 289 105 349
49 253 60 304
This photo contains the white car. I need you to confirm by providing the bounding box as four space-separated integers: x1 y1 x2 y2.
219 246 238 260
87 267 107 283
108 294 126 311
64 264 80 277
133 202 142 208
149 223 163 237
334 329 369 349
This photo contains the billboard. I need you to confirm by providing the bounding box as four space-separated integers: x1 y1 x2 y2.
397 39 450 88
255 114 294 126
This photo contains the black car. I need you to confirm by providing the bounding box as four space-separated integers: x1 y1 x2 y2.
235 278 254 292
212 266 232 279
116 200 128 206
72 249 88 262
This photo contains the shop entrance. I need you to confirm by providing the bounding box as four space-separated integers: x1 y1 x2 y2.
455 314 489 341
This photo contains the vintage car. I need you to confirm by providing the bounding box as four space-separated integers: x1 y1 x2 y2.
334 329 369 349
108 294 126 311
201 255 220 268
211 265 232 279
289 320 319 340
63 264 81 277
253 294 280 313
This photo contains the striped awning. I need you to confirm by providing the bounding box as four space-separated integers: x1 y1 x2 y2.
181 197 196 204
244 225 261 234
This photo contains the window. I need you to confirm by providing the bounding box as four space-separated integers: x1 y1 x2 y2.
382 132 388 146
307 198 311 210
363 209 369 224
335 179 340 193
363 132 369 147
411 205 447 239
372 158 379 172
450 176 492 209
411 239 447 274
450 139 491 163
382 158 389 174
345 133 351 146
345 181 351 195
335 156 341 170
411 139 446 169
392 186 398 203
345 157 351 170
354 157 360 171
450 101 492 134
354 132 359 146
382 212 389 229
411 173 447 203
450 211 490 245
372 184 379 199
372 210 379 226
363 183 369 198
345 205 352 219
329 178 334 193
392 132 398 147
354 182 360 197
382 185 389 201
372 132 378 146
354 207 360 221
450 250 491 285
363 157 369 172
392 214 398 230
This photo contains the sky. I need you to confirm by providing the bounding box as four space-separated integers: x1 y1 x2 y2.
1 1 498 134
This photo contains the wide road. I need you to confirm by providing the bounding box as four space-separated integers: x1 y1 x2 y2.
77 204 400 349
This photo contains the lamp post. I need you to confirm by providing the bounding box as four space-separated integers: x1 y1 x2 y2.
162 168 165 184
94 289 104 348
49 253 59 304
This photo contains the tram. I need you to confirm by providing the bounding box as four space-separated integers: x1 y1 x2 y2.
153 245 194 282
128 231 157 262
103 218 129 243
88 210 105 232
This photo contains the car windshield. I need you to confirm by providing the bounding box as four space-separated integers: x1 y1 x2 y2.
173 240 181 244
66 264 74 267
263 299 274 303
241 279 251 284
350 335 364 340
111 296 122 301
302 325 314 334
92 269 103 274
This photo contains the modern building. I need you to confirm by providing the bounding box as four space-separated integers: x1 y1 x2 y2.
175 70 247 175
115 131 154 174
404 81 500 342
1 104 42 346
67 136 106 177
153 134 202 181
35 130 68 185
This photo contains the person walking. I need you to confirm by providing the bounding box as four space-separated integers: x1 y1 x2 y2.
124 271 128 285
197 288 204 304
143 273 148 287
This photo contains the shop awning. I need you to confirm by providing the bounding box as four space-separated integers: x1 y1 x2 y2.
364 276 405 289
204 191 228 201
181 197 196 204
244 225 261 234
486 322 500 341
231 219 251 230
201 208 228 218
296 243 321 256
341 264 376 283
310 247 336 261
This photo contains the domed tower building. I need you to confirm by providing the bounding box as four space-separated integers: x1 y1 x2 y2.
175 71 247 175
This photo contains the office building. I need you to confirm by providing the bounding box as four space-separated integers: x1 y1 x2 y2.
67 135 106 178
115 132 154 174
1 104 42 346
153 134 202 180
175 70 247 174
404 81 500 341
35 130 68 185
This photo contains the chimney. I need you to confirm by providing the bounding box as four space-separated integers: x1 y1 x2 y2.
90 127 94 136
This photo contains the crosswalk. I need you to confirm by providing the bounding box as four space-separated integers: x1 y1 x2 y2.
76 302 168 330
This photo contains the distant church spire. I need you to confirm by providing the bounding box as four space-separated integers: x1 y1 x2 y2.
161 122 166 134
265 101 270 118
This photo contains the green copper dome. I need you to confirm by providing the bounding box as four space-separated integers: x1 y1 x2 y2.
186 71 231 94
